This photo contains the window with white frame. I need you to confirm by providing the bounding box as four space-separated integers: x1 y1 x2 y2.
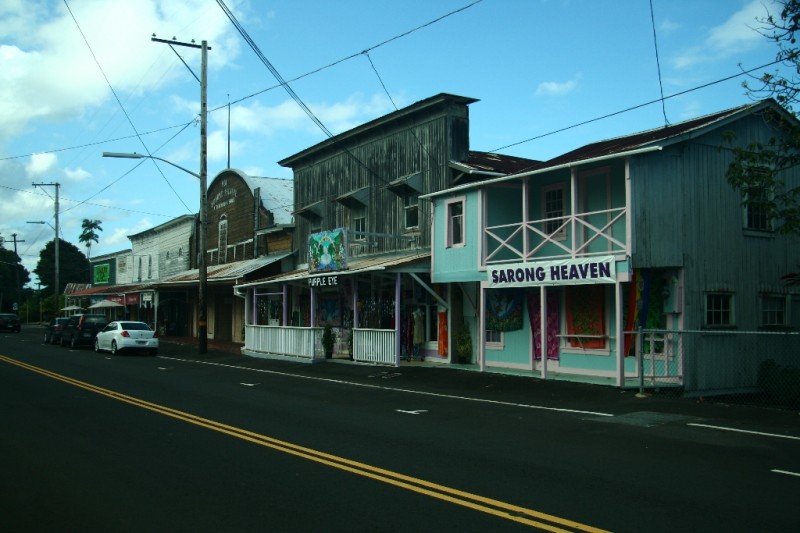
744 184 772 232
704 292 734 328
542 184 566 240
218 215 228 263
352 204 366 240
404 192 419 230
446 198 465 247
485 329 503 348
148 255 152 279
760 294 788 328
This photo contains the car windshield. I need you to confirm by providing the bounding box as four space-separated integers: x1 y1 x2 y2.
120 322 151 331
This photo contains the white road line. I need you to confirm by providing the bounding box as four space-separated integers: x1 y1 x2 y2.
688 423 800 441
396 409 428 415
158 356 614 417
771 469 800 477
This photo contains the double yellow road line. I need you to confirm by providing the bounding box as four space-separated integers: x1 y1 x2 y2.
1 354 609 532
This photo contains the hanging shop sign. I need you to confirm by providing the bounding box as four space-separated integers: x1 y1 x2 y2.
487 256 616 288
308 275 339 287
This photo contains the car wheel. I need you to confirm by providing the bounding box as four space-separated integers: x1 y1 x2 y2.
59 336 66 347
94 339 101 353
111 341 118 355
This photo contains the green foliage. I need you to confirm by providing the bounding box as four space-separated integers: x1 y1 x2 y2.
727 1 800 236
454 322 472 363
33 238 90 294
322 325 336 354
0 244 31 313
78 219 102 259
758 359 800 407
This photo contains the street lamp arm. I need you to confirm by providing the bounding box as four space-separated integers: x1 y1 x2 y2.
102 152 200 179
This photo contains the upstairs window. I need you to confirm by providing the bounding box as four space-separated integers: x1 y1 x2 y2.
352 204 367 240
218 215 228 264
744 184 772 232
404 192 419 230
705 292 734 328
760 294 788 328
147 255 152 279
542 184 566 240
446 198 464 247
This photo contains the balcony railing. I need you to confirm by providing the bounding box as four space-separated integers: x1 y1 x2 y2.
484 207 627 265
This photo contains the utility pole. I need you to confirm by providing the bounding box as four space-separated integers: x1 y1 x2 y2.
32 182 60 311
152 36 209 354
10 233 25 312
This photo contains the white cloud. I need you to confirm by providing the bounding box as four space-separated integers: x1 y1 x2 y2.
535 79 578 97
64 167 91 182
671 0 776 69
25 152 57 177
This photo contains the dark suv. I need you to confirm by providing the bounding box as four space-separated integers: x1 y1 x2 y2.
61 314 109 349
0 313 21 333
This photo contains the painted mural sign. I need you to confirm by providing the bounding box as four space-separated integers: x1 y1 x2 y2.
308 228 347 273
487 256 616 288
93 263 111 284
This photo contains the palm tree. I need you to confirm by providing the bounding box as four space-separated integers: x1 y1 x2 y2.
79 219 102 283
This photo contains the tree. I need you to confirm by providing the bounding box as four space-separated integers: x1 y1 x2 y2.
79 219 102 260
0 241 31 313
79 219 102 283
33 238 90 295
727 0 800 235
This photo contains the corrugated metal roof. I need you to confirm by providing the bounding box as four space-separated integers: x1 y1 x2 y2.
238 252 431 288
160 253 291 284
241 175 294 225
459 151 542 175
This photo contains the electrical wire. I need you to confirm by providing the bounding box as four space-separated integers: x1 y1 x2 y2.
649 0 669 126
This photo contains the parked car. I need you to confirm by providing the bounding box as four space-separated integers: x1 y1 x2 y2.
61 314 109 349
44 317 70 344
0 313 21 333
94 321 158 355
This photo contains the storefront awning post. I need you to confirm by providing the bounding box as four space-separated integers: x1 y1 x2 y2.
395 273 401 367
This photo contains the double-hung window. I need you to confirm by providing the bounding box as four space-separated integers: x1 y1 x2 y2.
352 204 366 240
404 192 419 230
542 184 566 240
760 294 788 329
218 215 228 263
446 198 465 247
743 167 773 232
705 292 734 328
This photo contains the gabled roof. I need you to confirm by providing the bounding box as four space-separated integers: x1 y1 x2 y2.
128 214 194 240
543 100 772 168
211 168 294 226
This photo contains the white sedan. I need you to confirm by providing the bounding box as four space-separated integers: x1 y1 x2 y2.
94 321 159 355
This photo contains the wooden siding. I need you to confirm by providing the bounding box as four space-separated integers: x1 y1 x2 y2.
632 113 800 331
288 99 471 265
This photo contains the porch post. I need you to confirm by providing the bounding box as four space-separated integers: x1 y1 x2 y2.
540 286 548 380
478 284 485 372
615 279 624 387
570 167 578 258
282 283 288 326
353 278 359 328
310 286 316 327
395 273 401 367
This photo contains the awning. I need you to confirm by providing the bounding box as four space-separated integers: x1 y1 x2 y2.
159 253 292 285
334 186 370 208
88 299 124 309
293 200 325 220
236 252 431 289
386 172 422 196
60 305 83 311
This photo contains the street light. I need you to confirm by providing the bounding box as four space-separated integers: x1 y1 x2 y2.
27 220 58 313
103 151 208 354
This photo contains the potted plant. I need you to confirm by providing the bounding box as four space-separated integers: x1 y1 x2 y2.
322 325 336 359
454 323 472 364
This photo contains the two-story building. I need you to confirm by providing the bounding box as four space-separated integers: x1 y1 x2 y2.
425 98 800 395
237 93 537 363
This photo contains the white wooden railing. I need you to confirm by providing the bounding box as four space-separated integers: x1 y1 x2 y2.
484 207 627 264
245 325 324 360
353 328 397 365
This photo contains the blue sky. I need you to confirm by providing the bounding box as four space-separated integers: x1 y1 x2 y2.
0 0 789 287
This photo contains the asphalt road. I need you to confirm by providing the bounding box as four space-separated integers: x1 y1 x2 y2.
1 326 798 532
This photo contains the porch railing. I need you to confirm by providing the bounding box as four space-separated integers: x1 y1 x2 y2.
484 207 627 265
244 325 323 360
353 328 397 365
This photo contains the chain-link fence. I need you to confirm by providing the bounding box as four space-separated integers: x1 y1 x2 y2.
633 329 800 410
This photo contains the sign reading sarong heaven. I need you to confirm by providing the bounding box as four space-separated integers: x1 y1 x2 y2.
487 256 616 288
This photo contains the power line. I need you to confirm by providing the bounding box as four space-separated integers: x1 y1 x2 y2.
649 0 669 126
490 58 785 153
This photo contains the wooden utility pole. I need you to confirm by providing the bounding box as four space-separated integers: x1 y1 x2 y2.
32 182 60 309
152 36 209 354
10 233 25 311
